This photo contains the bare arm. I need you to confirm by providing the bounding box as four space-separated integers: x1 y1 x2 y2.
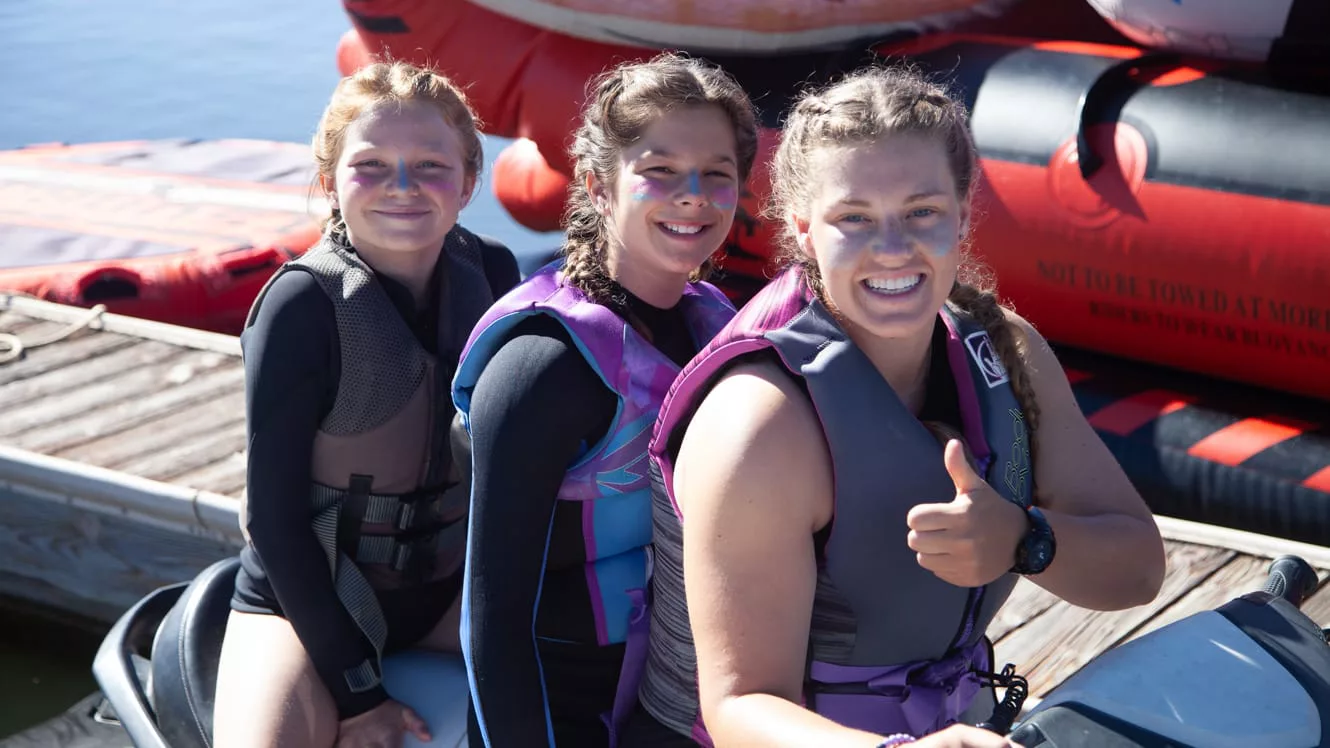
1013 312 1167 610
676 360 887 748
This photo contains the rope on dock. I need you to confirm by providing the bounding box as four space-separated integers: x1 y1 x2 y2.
0 303 107 364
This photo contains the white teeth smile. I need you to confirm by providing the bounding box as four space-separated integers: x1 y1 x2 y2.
864 275 922 294
661 223 704 235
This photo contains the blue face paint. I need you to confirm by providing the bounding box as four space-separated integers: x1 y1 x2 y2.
687 169 702 197
397 158 410 192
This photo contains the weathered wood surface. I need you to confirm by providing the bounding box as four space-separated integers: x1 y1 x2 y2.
0 304 249 500
0 479 239 622
1 300 249 620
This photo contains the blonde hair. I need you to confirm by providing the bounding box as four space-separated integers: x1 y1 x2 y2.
769 64 1040 456
562 53 760 304
313 60 484 235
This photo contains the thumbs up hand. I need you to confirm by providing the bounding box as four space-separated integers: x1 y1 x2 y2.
906 439 1029 588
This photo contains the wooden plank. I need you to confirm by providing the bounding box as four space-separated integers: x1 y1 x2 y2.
988 578 1062 641
0 311 46 334
10 365 246 455
0 329 137 386
0 571 127 628
992 541 1235 698
0 348 227 439
1156 515 1330 569
1125 554 1330 645
115 421 248 484
55 394 246 470
1120 555 1266 644
1294 569 1330 626
0 483 238 623
0 339 185 410
2 293 241 357
172 455 249 499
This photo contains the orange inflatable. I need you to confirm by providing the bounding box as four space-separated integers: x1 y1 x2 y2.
337 0 1330 403
0 139 325 334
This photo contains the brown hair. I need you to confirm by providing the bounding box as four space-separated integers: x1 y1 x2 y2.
768 64 1040 457
562 52 760 304
313 60 484 235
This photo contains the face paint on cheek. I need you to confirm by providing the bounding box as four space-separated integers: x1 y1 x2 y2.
629 174 670 202
397 158 410 192
825 228 877 267
915 219 960 257
709 184 738 211
346 172 382 187
416 175 457 194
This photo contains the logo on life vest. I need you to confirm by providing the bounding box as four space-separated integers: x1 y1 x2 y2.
964 331 1009 389
1005 408 1030 505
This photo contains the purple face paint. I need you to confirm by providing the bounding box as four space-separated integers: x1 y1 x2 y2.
397 158 410 192
628 170 738 211
629 174 669 202
710 184 738 211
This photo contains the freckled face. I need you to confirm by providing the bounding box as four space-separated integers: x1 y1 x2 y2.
595 105 741 280
798 134 968 342
326 100 473 258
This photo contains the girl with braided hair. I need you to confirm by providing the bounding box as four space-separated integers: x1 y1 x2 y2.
629 63 1165 748
451 52 758 747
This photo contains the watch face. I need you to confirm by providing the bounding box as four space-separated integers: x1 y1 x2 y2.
1029 540 1052 570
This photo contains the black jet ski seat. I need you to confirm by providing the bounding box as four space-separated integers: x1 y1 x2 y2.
149 555 240 748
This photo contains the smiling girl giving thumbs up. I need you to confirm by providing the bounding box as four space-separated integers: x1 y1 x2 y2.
623 64 1167 748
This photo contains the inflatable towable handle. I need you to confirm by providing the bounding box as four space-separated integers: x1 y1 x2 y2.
1072 51 1182 179
1263 555 1319 608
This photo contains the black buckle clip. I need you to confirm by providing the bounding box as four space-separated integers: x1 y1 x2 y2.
391 529 440 583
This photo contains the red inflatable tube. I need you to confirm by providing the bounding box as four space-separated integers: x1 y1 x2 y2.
1061 345 1330 546
888 35 1330 402
337 0 1125 180
337 4 1330 402
490 137 567 233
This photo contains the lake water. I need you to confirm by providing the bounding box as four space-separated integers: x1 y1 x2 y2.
0 0 553 737
0 599 105 737
0 0 558 254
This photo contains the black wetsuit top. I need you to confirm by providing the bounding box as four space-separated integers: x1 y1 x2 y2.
621 318 962 746
231 227 519 719
464 285 700 748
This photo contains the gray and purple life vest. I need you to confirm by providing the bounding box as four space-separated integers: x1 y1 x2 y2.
452 261 735 743
638 265 1032 744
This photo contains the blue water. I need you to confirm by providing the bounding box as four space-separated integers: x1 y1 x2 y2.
0 0 559 256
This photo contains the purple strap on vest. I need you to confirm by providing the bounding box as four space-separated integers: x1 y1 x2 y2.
603 587 650 745
809 638 991 738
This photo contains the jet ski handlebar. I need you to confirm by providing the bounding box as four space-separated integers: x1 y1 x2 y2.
1264 554 1319 608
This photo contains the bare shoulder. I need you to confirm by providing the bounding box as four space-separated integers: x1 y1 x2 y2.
675 356 832 532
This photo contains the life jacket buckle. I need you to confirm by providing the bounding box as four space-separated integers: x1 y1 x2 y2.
392 485 449 532
391 529 440 583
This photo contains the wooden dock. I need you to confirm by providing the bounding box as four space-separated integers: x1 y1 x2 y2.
1 293 245 622
3 292 1330 703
